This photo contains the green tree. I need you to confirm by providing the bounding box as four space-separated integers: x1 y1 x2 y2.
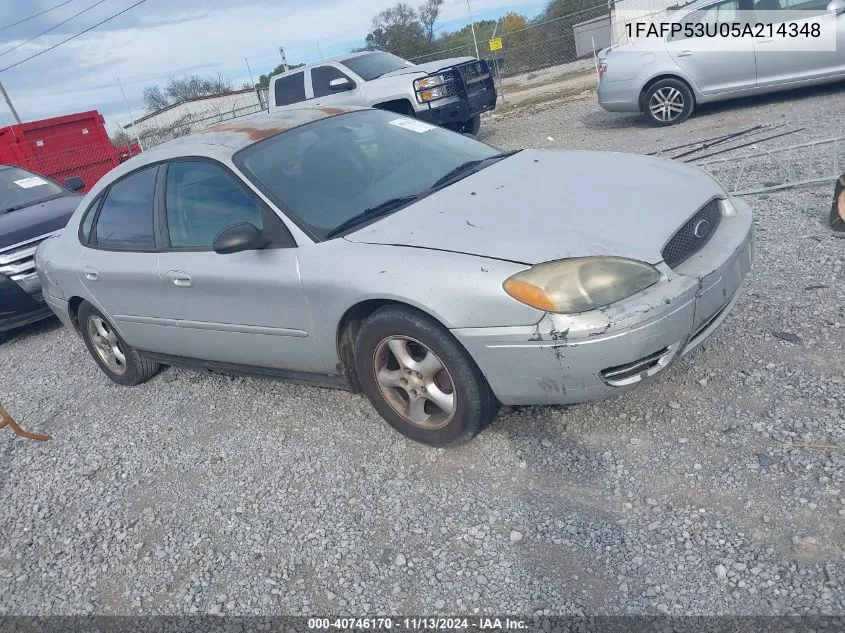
365 2 427 58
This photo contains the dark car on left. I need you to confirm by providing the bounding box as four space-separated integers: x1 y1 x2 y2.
1 165 83 336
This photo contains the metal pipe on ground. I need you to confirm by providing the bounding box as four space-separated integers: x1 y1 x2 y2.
832 174 845 232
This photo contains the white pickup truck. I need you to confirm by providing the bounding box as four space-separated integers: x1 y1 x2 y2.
268 51 497 136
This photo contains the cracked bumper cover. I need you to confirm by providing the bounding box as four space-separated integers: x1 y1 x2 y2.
451 197 754 406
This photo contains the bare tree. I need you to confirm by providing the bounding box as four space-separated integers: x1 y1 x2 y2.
142 85 170 113
142 73 233 113
419 0 444 42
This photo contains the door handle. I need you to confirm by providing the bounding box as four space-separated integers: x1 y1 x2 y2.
677 50 693 57
167 270 193 288
82 266 99 282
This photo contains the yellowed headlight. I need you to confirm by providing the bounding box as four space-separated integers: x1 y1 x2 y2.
503 257 661 314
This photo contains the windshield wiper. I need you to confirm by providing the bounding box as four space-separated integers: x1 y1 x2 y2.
429 149 521 191
325 195 421 239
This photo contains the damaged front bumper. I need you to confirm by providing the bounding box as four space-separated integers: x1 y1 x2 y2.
452 197 754 406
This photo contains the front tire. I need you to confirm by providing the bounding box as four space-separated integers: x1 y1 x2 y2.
78 302 160 386
643 78 694 126
354 306 499 447
456 114 481 136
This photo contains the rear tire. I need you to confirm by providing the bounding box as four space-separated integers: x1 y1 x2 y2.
78 302 160 386
354 306 499 447
642 78 694 126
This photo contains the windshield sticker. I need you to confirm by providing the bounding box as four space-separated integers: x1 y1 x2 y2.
389 118 435 133
13 176 49 189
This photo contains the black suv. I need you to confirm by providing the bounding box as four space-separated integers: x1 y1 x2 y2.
1 165 83 336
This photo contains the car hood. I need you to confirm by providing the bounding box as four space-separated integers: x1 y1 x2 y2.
381 57 478 78
345 149 725 265
0 194 79 250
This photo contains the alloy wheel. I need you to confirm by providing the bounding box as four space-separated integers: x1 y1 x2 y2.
372 336 456 430
649 87 685 123
87 315 127 375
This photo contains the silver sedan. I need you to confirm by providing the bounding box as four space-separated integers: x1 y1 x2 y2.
36 107 753 446
598 0 845 125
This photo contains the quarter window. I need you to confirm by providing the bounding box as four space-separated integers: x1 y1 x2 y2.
79 196 100 244
274 72 306 106
164 161 264 249
94 166 157 249
311 66 354 98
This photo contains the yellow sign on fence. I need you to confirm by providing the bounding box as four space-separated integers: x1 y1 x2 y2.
489 37 503 51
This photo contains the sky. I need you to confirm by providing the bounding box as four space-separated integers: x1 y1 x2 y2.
0 0 545 134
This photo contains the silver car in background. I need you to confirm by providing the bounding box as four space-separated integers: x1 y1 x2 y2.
36 107 753 446
598 0 845 125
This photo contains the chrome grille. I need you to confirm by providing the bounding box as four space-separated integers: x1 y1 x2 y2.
0 233 56 294
662 199 723 269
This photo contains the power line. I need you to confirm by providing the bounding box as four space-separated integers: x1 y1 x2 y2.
0 0 112 59
0 0 76 33
0 0 148 74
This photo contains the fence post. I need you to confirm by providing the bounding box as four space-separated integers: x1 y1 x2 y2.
493 50 504 104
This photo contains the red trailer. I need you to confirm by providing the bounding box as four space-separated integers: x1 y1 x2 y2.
0 111 137 193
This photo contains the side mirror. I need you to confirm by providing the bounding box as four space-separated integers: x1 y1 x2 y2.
827 0 845 13
213 223 266 254
64 176 84 192
329 77 354 91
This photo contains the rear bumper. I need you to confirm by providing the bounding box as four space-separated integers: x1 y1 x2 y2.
41 290 74 330
453 198 754 406
597 78 641 112
0 274 53 334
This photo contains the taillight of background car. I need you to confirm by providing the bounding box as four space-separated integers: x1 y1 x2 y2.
598 63 607 80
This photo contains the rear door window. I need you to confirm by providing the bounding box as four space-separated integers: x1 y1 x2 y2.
93 166 158 250
274 72 306 106
311 66 354 98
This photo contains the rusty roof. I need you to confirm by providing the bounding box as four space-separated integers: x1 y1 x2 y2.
168 106 361 150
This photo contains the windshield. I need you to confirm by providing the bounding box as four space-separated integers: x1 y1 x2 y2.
0 167 64 214
340 52 414 81
235 109 501 240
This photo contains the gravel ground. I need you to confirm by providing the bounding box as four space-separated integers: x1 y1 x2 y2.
2 82 844 617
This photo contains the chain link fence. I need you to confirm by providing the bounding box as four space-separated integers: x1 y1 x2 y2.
409 4 611 80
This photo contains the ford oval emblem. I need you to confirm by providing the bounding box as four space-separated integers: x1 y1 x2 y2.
693 219 712 239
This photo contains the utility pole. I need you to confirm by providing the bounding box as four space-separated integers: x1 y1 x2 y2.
466 0 480 59
245 57 256 87
0 80 22 124
316 41 324 60
117 77 144 151
278 46 289 72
